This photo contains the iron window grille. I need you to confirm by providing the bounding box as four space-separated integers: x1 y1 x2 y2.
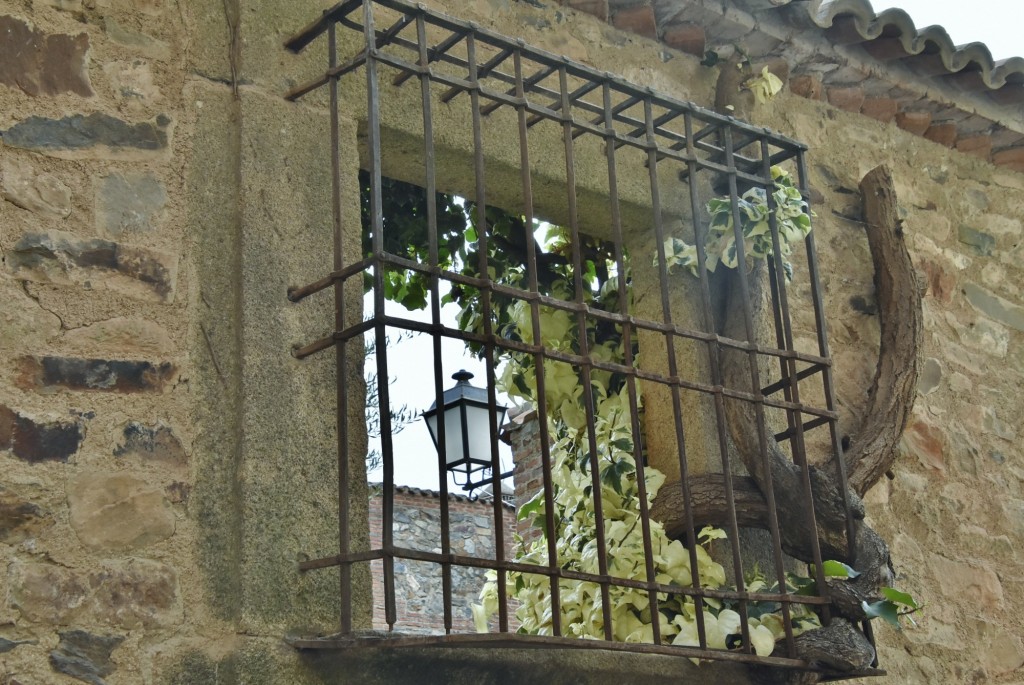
283 0 874 676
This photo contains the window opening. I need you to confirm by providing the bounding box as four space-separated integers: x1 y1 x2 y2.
283 0 877 677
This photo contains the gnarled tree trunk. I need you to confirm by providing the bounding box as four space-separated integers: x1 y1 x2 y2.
651 165 922 681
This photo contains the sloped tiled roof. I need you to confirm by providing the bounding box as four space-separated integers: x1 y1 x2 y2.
566 0 1024 171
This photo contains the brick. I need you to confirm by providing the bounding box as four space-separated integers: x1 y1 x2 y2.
860 97 898 123
894 110 931 136
957 134 992 160
16 356 177 394
826 86 864 112
789 74 823 100
0 404 84 463
565 0 608 20
924 122 958 147
662 23 704 57
992 146 1024 172
612 6 657 40
0 16 92 97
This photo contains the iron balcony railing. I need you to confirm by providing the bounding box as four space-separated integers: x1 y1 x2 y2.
282 0 876 678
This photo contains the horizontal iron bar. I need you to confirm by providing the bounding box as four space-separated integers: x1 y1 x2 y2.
288 257 373 302
760 363 826 396
774 416 830 442
284 0 807 152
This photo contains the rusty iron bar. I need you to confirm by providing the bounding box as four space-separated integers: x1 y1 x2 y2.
327 21 354 637
797 155 859 564
415 11 454 636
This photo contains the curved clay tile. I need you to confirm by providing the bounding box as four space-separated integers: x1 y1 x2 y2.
810 0 1024 90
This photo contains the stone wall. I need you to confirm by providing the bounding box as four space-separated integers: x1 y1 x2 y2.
0 0 1021 683
368 486 516 634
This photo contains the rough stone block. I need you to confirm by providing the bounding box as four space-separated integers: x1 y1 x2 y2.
96 171 167 235
114 421 186 465
789 74 823 100
8 230 177 302
0 282 62 350
50 629 124 685
9 562 91 624
104 18 171 60
1 157 72 217
612 6 657 39
895 110 931 136
16 356 176 394
89 558 182 628
565 0 608 20
61 317 172 355
930 554 1003 612
0 404 84 463
1 113 171 157
661 23 704 56
963 282 1024 332
9 558 180 629
0 485 53 543
0 16 92 97
900 415 944 471
103 59 161 108
68 472 174 550
918 257 956 304
958 224 996 256
916 357 942 395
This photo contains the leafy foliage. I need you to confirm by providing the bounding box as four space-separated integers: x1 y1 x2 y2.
661 166 812 282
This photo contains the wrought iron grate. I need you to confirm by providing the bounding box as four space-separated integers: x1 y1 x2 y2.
283 0 878 676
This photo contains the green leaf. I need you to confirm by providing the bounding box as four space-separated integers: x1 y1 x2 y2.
821 560 861 579
881 587 919 610
862 600 901 628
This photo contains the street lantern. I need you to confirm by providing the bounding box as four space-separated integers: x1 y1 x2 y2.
422 370 508 493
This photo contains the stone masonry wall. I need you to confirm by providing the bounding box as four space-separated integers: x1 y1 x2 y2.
1 2 196 683
368 486 516 634
0 0 1022 683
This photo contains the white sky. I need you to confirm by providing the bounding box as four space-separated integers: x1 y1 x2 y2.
870 0 1020 60
370 1 1019 490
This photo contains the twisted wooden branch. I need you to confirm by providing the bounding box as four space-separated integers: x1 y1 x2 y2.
650 165 918 675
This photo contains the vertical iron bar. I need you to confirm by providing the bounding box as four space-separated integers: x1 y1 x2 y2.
797 153 857 563
328 21 353 636
417 11 454 635
678 112 729 652
362 0 397 631
467 32 509 633
602 80 661 645
747 141 801 654
559 65 615 642
646 97 726 650
515 50 562 639
751 142 831 627
509 46 544 634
